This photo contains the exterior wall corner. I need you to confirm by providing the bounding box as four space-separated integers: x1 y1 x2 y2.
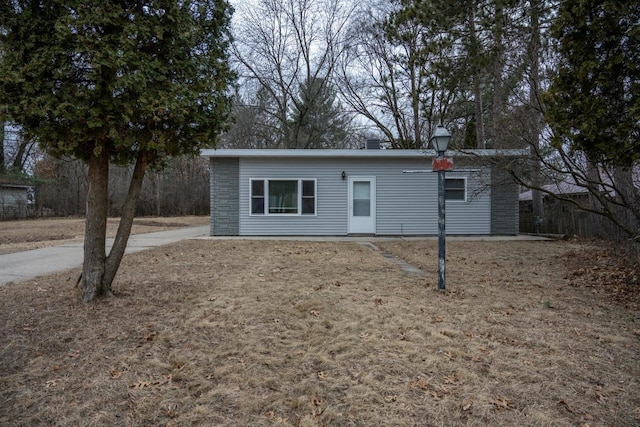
210 157 239 236
490 167 520 235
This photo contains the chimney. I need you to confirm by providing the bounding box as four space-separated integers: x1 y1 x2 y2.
365 139 381 149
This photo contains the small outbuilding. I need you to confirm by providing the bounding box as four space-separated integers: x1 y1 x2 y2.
0 183 32 219
200 148 526 236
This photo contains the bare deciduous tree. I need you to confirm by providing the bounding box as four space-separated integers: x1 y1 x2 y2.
336 3 452 148
231 0 355 148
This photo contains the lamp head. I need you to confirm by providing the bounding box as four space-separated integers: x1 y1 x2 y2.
430 125 451 155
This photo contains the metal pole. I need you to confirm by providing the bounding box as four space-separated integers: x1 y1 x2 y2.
437 167 446 290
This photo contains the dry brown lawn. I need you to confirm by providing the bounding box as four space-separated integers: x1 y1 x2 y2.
0 222 638 426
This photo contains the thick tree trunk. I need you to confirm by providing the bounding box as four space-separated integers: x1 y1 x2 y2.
529 0 544 233
410 61 421 148
82 148 110 302
12 139 35 171
612 165 640 240
102 153 148 287
585 161 605 237
491 2 504 148
469 8 485 149
473 75 485 149
0 120 5 174
530 149 544 233
155 172 162 217
613 166 639 218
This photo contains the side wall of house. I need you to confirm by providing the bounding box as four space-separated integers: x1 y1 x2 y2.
490 167 520 234
210 158 239 236
237 157 492 235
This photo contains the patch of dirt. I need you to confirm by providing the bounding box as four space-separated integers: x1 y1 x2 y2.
0 238 638 426
0 216 208 254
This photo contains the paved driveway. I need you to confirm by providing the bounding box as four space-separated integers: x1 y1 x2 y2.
0 226 209 285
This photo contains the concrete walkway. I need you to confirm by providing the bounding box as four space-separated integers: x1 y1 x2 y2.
1 229 549 286
194 234 549 242
0 226 209 286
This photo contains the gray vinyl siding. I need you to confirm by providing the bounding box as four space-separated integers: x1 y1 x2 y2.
376 167 490 235
238 157 491 235
446 169 492 234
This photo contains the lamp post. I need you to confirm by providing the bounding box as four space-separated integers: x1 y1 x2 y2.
430 125 452 291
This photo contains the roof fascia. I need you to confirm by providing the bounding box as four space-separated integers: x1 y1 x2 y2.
200 148 528 159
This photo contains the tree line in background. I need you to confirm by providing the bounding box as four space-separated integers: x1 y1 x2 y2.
1 124 210 217
33 155 210 217
1 0 638 256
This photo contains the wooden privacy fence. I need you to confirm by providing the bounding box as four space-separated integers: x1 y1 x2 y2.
520 198 639 260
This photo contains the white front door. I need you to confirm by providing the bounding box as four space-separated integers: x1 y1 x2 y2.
348 177 376 234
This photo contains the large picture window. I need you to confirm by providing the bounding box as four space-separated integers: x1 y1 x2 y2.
250 179 316 215
445 178 466 201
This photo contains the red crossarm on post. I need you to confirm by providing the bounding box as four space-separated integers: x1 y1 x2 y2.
432 157 454 171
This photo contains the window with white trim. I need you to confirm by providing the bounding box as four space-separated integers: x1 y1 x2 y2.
250 179 316 215
445 178 466 201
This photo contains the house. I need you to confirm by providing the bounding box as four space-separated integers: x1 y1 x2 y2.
200 148 527 236
0 183 32 219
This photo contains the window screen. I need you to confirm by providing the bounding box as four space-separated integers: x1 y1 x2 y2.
251 180 265 214
445 178 465 201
